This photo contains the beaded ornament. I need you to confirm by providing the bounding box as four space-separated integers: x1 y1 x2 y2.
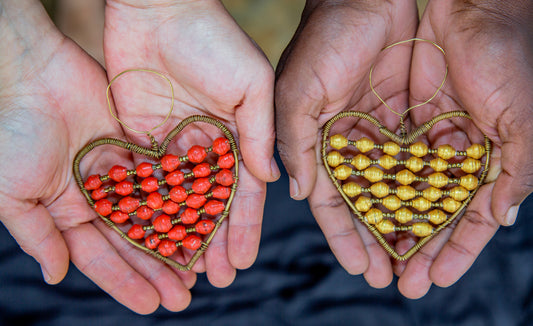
73 70 239 270
321 39 491 260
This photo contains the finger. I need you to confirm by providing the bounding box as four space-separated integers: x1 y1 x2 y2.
308 161 369 275
0 199 69 285
63 223 160 315
205 219 236 288
227 163 266 269
430 184 499 287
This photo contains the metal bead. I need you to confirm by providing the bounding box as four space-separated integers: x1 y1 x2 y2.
405 156 424 172
437 144 456 160
356 137 375 153
427 209 447 224
396 185 416 200
383 142 401 156
342 182 362 197
370 182 390 198
442 197 462 213
422 187 443 202
409 142 429 157
396 169 416 185
333 165 352 180
364 166 384 182
427 172 449 188
351 154 371 170
429 158 449 172
330 134 348 149
411 197 432 212
395 207 413 224
327 151 344 167
376 219 396 234
412 222 433 237
449 186 469 201
459 174 479 191
355 196 372 212
466 143 486 159
378 155 397 170
365 208 383 224
382 195 402 211
461 158 481 173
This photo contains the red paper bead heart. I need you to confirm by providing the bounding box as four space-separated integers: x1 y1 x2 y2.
73 116 239 271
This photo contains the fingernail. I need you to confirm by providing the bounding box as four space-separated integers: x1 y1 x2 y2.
41 265 51 284
270 157 281 180
505 205 519 225
289 177 300 199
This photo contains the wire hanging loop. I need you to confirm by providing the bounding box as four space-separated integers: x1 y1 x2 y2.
369 38 448 134
106 69 175 141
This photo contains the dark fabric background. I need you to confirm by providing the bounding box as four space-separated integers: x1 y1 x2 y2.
1 154 532 326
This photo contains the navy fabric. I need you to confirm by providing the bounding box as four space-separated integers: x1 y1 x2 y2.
1 155 532 325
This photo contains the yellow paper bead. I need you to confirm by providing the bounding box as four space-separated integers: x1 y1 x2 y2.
412 222 433 237
378 155 397 170
405 156 424 172
356 137 375 153
412 197 432 212
370 182 390 198
449 186 469 201
395 207 413 224
334 165 352 181
327 151 344 167
460 174 479 191
342 182 362 197
428 209 447 224
396 169 416 185
355 196 372 212
397 186 416 201
351 154 371 170
409 142 429 157
442 197 462 213
364 167 384 183
429 158 449 172
383 195 402 211
437 144 456 160
428 172 449 188
330 134 348 149
422 187 443 202
466 143 486 159
383 142 401 156
461 158 481 173
365 208 383 224
376 220 396 234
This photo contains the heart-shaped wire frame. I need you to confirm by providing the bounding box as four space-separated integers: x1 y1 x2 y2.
73 115 239 270
321 110 491 260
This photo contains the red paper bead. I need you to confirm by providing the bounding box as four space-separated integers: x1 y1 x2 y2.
128 224 145 239
115 181 134 196
110 211 129 223
91 187 107 200
186 194 207 209
84 175 102 190
161 154 181 172
217 153 235 169
215 169 234 186
141 177 159 193
136 206 154 220
165 170 184 186
168 225 187 241
195 220 215 235
109 165 128 182
136 162 153 178
169 186 187 203
213 137 231 155
162 200 180 215
145 234 161 249
94 199 112 216
212 186 231 199
158 239 177 257
192 178 212 194
146 192 163 209
183 235 202 250
181 208 199 224
153 214 173 233
205 200 225 215
118 196 140 214
193 163 212 178
187 145 207 163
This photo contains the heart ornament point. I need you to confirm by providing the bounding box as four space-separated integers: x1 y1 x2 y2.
321 110 491 260
73 115 239 270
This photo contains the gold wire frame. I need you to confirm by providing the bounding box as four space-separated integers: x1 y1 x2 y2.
73 115 240 270
321 111 491 260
